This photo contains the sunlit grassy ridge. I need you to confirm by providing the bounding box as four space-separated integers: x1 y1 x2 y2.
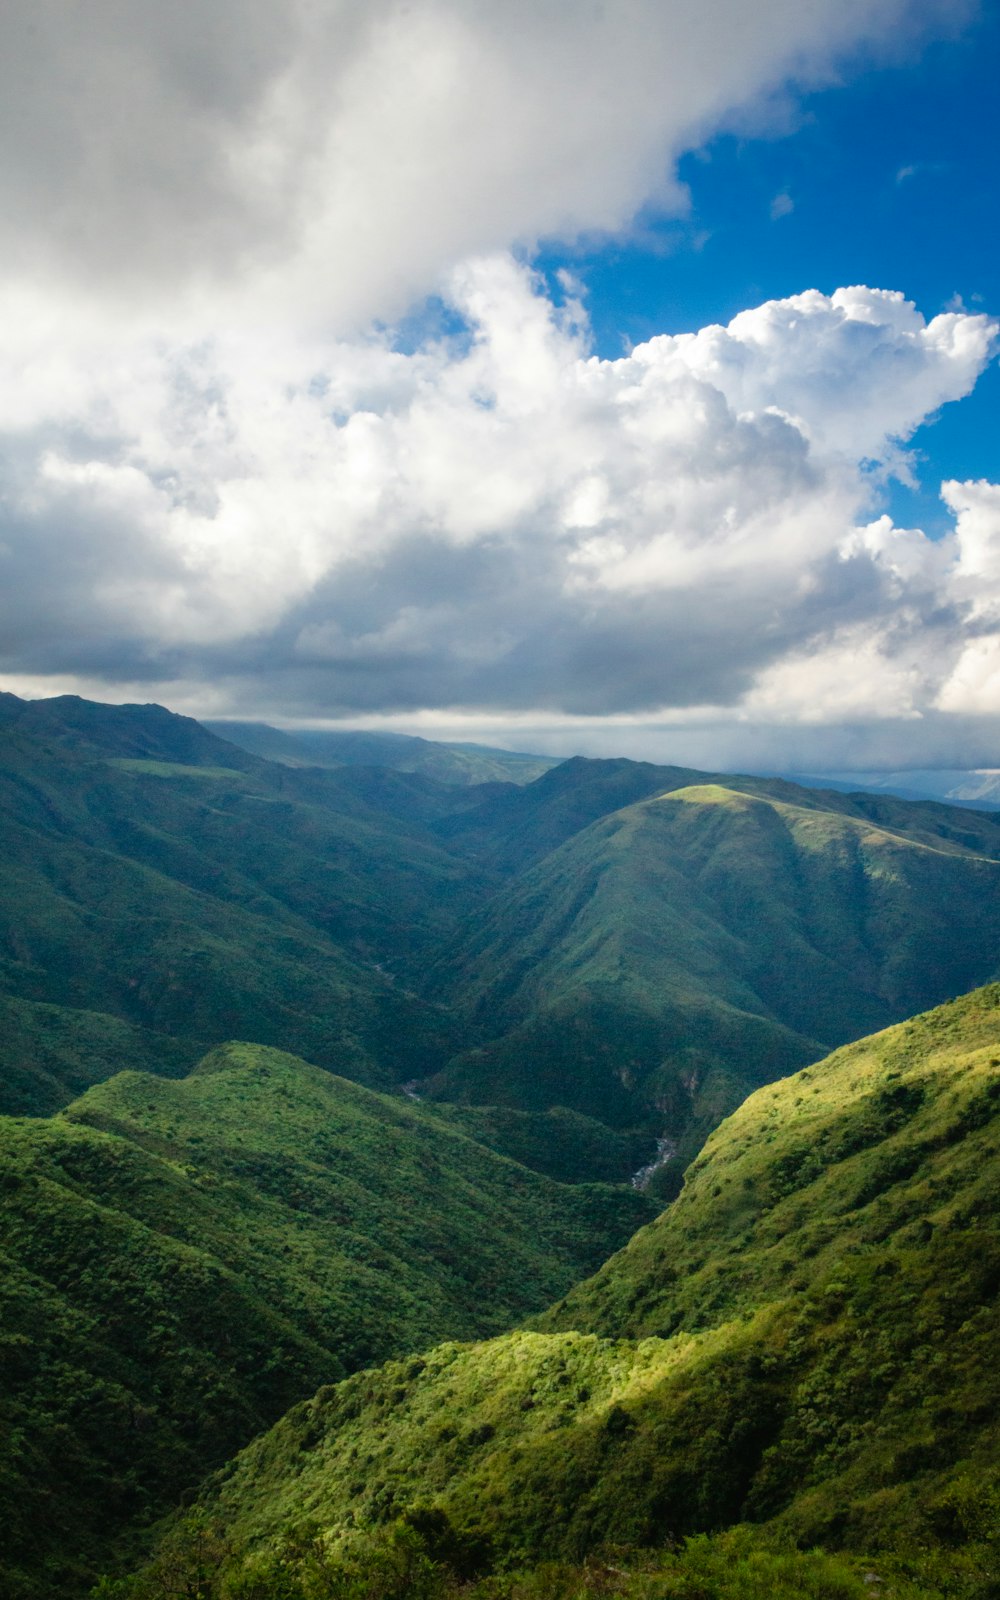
169 987 1000 1592
0 1043 649 1599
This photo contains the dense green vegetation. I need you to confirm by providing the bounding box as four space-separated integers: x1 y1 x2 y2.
426 779 1000 1167
0 694 485 1090
8 691 1000 1176
147 986 1000 1595
0 995 198 1116
423 1102 653 1185
98 1514 996 1600
0 1042 650 1599
6 693 1000 1598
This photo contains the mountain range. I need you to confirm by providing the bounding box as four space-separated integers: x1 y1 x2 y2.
1 692 999 1597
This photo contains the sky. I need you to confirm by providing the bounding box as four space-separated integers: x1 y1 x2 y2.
1 0 998 771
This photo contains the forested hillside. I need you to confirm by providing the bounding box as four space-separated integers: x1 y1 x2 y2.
425 774 1000 1175
0 694 483 1098
0 1043 648 1599
151 986 1000 1600
7 694 1000 1185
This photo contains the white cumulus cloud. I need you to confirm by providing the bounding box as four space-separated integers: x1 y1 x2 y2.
0 259 996 745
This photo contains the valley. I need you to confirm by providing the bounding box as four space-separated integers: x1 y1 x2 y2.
110 984 1000 1600
1 694 999 1597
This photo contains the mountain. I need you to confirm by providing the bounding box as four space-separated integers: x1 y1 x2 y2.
0 692 262 771
7 696 1000 1596
0 1042 650 1599
0 694 492 1099
424 777 1000 1178
8 694 1000 1186
203 719 559 786
433 754 711 872
434 752 1000 872
165 985 1000 1596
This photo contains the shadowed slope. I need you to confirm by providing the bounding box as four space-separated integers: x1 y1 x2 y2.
0 995 198 1116
0 696 489 1092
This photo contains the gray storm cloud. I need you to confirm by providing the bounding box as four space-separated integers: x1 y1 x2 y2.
0 0 964 328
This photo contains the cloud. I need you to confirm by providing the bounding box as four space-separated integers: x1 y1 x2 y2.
0 0 963 334
0 0 991 764
0 258 996 758
895 159 949 184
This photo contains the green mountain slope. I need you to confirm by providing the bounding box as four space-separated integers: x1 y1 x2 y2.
171 986 1000 1592
0 695 491 1094
426 782 1000 1173
0 1042 650 1599
422 1102 653 1185
0 692 264 771
434 755 709 872
436 750 1000 876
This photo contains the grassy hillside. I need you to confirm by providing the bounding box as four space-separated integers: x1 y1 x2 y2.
436 751 1000 875
426 782 1000 1172
0 1042 650 1599
434 756 710 872
167 986 1000 1595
